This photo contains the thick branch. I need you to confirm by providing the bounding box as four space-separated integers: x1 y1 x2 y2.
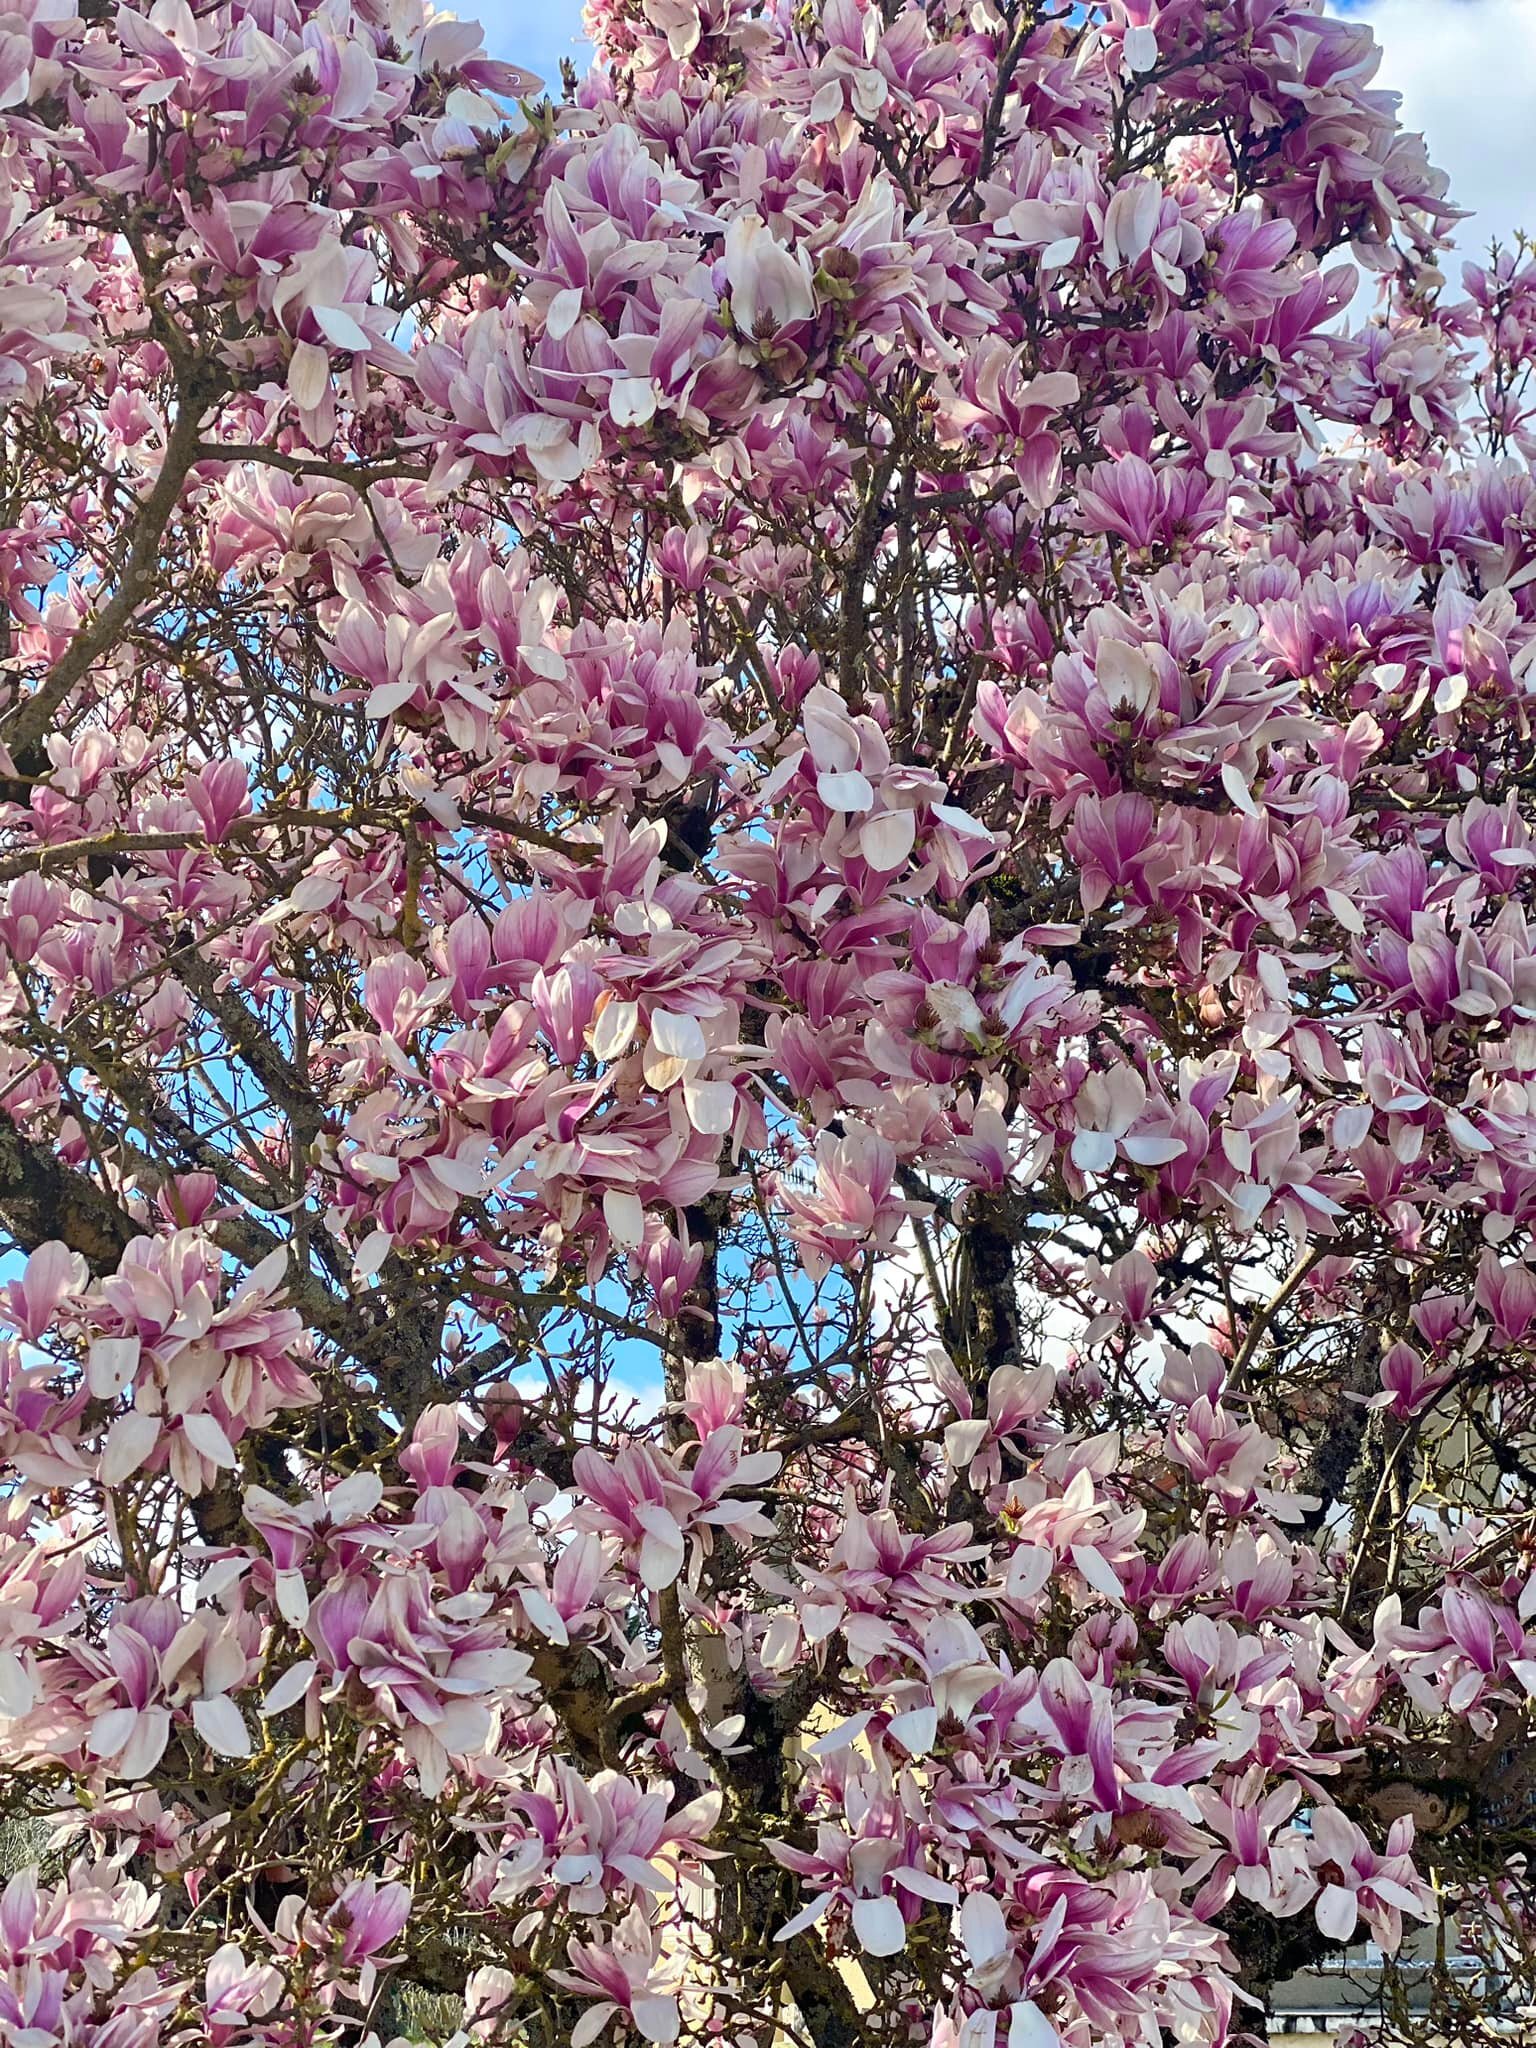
0 1110 145 1274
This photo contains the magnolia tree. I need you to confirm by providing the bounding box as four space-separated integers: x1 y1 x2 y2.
6 0 1536 2043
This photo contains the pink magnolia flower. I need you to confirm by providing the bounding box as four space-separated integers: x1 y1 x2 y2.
550 1903 684 2046
799 1507 987 1664
1307 1807 1433 1951
87 1236 316 1496
1370 1340 1455 1419
723 214 816 341
941 1358 1057 1491
1475 1250 1536 1345
266 1876 412 2006
204 1942 282 2042
0 1239 85 1343
500 1762 721 1913
779 1121 915 1280
1188 1769 1315 1919
1068 1066 1184 1177
305 1569 534 1794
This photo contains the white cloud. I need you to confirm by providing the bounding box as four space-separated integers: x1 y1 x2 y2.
1361 0 1536 255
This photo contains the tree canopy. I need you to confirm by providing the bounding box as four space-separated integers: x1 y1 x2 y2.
2 1 1536 2044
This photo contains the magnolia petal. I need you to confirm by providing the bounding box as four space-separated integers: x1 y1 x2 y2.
515 1587 564 1645
0 1650 35 1719
634 1504 686 1591
87 1334 141 1400
1009 2002 1062 2048
288 340 330 410
181 1410 238 1470
887 1706 938 1757
193 1695 252 1759
852 1893 907 1956
1316 1884 1358 1943
809 1712 870 1756
592 998 639 1062
632 1995 680 2045
682 1079 737 1135
959 1891 1009 1969
650 1009 707 1062
261 1662 317 1717
100 1410 159 1486
859 809 917 870
571 2002 618 2048
818 768 875 813
775 1891 832 1942
603 1188 646 1249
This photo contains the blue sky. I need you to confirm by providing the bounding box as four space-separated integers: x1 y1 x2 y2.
482 0 1532 258
1357 0 1533 253
480 0 590 99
